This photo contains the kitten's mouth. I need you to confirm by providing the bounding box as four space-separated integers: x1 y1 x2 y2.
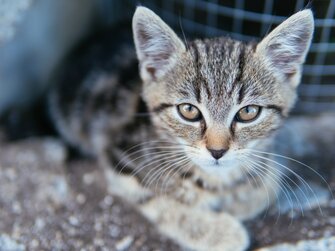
193 157 238 172
198 159 224 169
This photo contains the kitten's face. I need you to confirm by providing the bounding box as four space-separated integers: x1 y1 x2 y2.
133 7 314 178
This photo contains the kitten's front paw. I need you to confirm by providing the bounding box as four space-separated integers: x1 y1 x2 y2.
141 197 249 251
104 168 153 203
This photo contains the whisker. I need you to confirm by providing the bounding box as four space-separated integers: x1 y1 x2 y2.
249 152 324 215
240 157 272 219
181 162 194 181
141 155 187 188
246 156 304 210
152 157 190 191
117 150 173 175
143 157 190 194
242 157 285 222
117 147 190 174
115 139 193 160
247 149 333 199
160 161 193 197
116 143 197 173
254 157 313 215
116 148 177 173
244 157 300 223
130 152 185 179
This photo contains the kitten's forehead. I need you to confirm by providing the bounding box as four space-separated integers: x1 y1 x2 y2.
185 38 255 120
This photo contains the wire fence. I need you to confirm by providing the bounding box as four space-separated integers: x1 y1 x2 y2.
101 0 335 114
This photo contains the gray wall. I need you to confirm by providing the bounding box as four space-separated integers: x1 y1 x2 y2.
0 0 97 114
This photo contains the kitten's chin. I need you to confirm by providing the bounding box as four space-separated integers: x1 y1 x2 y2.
192 158 245 185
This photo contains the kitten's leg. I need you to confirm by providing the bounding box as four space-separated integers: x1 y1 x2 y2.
103 167 153 203
140 196 249 251
99 153 153 203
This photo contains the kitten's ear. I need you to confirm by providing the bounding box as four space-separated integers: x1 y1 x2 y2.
132 7 186 81
256 10 314 87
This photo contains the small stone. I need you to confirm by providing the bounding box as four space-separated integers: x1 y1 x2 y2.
17 150 37 165
73 240 84 248
93 238 104 247
115 236 134 251
323 229 333 238
12 201 22 214
51 177 68 200
5 168 17 180
258 237 335 251
307 230 316 238
301 227 308 234
34 218 45 230
103 195 113 206
30 239 39 248
83 173 95 185
109 225 121 237
0 234 25 251
43 139 66 163
312 218 319 227
76 194 86 204
69 216 80 226
68 227 77 236
94 221 103 232
55 231 63 240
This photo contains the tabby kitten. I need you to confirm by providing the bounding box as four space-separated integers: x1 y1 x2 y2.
49 7 314 251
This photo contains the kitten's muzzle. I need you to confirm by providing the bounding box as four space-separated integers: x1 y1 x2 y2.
207 148 227 160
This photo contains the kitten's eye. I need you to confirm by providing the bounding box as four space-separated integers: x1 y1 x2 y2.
177 103 202 122
236 105 261 122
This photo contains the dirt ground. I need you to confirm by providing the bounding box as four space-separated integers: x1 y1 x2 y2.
0 135 334 251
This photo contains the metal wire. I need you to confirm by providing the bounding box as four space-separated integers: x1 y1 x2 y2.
101 0 335 113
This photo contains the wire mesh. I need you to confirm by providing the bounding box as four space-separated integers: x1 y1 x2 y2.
102 0 335 114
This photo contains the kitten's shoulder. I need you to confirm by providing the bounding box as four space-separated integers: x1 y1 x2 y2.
48 22 141 154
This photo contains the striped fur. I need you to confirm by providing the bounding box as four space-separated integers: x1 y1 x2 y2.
49 7 314 251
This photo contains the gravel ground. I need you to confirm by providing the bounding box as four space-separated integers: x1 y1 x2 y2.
0 135 334 251
0 137 179 251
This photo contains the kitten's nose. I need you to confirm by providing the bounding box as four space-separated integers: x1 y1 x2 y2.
207 148 227 160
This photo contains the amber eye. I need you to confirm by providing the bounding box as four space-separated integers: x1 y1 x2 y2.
177 103 202 122
236 105 261 122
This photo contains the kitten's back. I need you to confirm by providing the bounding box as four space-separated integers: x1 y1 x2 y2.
48 23 141 155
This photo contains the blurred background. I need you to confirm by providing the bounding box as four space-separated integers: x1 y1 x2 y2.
0 0 334 129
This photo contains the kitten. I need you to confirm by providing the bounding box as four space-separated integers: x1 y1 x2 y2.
49 7 314 251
